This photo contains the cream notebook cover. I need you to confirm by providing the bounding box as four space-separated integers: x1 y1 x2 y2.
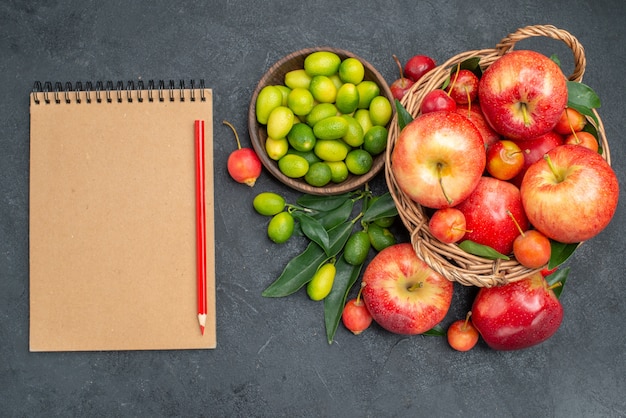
29 81 216 351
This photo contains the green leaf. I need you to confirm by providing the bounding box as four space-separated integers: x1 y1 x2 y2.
292 212 330 254
548 241 578 269
296 192 351 212
458 240 510 260
395 99 414 131
422 324 446 336
458 56 483 78
567 81 601 109
312 198 355 231
545 267 570 299
362 192 398 223
323 255 363 344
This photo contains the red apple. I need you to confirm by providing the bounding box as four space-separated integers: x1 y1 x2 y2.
390 54 415 101
404 54 436 83
391 111 485 209
455 103 501 147
478 50 568 141
472 272 563 350
361 243 454 335
510 130 564 188
428 207 467 244
445 69 479 105
455 177 529 255
420 89 457 114
520 144 619 243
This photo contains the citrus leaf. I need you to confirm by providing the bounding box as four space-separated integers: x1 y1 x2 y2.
545 267 570 299
548 240 578 269
458 240 510 260
422 324 446 336
324 255 363 344
292 212 330 254
296 192 352 211
395 99 414 131
362 192 398 223
311 198 354 231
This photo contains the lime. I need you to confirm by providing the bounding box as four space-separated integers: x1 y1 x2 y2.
265 137 289 160
309 75 337 103
335 83 360 114
329 74 344 90
284 69 312 90
369 95 392 126
345 149 373 175
256 85 283 125
313 116 349 140
287 87 315 116
275 85 291 106
287 148 321 166
306 262 336 301
266 106 294 139
363 125 388 155
253 192 286 216
368 223 397 252
354 108 373 134
341 115 364 147
326 161 349 183
267 211 295 244
304 162 332 187
374 215 396 228
339 57 365 85
304 51 341 77
343 230 371 265
306 103 338 127
356 80 380 109
314 139 350 162
287 123 316 152
278 154 309 178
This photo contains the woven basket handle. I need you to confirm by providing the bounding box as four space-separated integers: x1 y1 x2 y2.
495 24 586 82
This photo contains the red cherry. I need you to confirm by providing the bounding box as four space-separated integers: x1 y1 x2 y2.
447 312 479 352
390 55 415 101
224 120 262 187
404 55 436 83
342 283 373 335
445 69 479 105
420 89 457 114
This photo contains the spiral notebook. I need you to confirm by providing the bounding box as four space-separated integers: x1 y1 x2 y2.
29 80 216 351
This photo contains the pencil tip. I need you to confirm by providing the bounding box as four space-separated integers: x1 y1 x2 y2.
200 325 205 335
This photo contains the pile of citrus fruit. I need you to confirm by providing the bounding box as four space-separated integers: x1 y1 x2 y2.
255 51 392 188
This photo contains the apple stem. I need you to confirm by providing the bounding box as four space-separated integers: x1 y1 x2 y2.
223 120 242 150
507 209 525 237
548 282 562 291
521 103 531 127
437 162 453 205
543 154 564 182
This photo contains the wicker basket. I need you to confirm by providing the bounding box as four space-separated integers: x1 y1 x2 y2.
385 25 611 287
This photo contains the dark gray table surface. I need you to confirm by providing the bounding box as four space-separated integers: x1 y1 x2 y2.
2 0 625 416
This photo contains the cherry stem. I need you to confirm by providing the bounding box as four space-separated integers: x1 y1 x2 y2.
392 54 406 80
507 209 525 237
355 281 366 305
223 120 242 150
462 311 473 331
548 282 562 291
437 162 453 205
447 63 461 98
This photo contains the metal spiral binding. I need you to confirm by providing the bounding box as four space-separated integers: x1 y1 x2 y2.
31 79 206 104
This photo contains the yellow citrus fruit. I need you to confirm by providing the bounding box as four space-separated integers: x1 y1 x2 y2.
356 80 380 109
335 83 360 114
304 162 332 187
287 87 315 116
278 154 309 178
306 262 336 300
306 103 338 127
275 85 291 106
339 57 365 84
284 69 312 90
345 149 373 175
326 161 349 183
309 75 337 103
329 74 344 90
266 106 294 139
265 137 289 160
304 51 341 77
354 108 373 134
363 125 388 155
313 116 349 140
267 211 295 244
287 149 321 166
369 96 392 126
314 139 350 162
256 85 284 125
287 122 316 152
341 115 364 147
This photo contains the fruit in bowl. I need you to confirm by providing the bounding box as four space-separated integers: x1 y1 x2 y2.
249 48 394 195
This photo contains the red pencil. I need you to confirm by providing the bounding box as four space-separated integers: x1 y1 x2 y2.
195 120 207 335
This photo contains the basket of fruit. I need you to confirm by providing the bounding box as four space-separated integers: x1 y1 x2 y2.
249 47 394 195
385 24 617 287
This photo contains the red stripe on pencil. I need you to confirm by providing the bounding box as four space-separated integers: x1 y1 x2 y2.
195 120 207 335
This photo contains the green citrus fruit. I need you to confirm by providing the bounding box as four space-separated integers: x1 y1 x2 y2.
304 162 332 187
313 116 349 140
374 216 396 228
326 161 349 183
306 262 336 300
341 115 364 147
287 87 315 116
306 103 338 127
356 80 380 109
267 106 294 139
284 69 312 90
287 123 316 152
368 223 397 252
309 75 337 103
287 148 321 166
253 192 286 216
339 57 365 85
314 139 350 162
335 82 360 114
363 125 388 155
345 149 373 175
256 85 284 125
344 230 371 265
369 95 392 126
267 211 295 244
265 137 289 160
304 51 341 77
278 154 309 178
